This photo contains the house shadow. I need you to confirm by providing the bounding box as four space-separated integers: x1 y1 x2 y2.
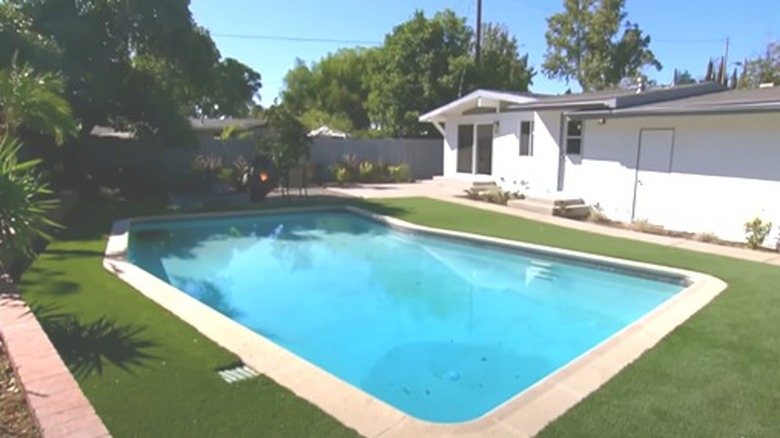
30 303 161 379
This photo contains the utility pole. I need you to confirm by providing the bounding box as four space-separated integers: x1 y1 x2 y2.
475 0 483 63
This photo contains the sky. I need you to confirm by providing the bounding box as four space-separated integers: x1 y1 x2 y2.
190 0 778 104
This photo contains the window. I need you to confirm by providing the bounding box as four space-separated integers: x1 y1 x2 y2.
519 121 533 156
566 120 583 155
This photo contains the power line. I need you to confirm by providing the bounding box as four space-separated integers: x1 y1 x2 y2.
654 38 725 45
211 33 381 45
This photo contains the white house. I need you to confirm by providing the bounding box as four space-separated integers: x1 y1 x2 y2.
420 84 780 245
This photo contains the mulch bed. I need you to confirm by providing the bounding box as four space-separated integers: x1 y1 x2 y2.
0 338 41 438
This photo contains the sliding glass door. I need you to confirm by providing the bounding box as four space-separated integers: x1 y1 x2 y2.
457 125 474 173
457 123 493 175
476 124 493 175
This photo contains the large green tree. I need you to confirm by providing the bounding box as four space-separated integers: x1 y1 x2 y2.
476 23 535 92
542 0 661 92
365 10 534 137
738 42 780 88
282 48 375 133
1 0 261 146
367 10 473 137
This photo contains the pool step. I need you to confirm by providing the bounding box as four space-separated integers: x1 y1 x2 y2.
218 364 259 384
525 261 557 285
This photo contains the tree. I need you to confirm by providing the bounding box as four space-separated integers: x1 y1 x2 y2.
705 59 715 82
729 67 738 89
282 48 375 133
0 60 77 144
542 0 661 91
474 23 535 92
255 104 311 191
1 0 261 147
367 9 534 137
673 69 696 85
737 42 780 88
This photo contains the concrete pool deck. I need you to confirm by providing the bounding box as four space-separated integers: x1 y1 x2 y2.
104 205 728 438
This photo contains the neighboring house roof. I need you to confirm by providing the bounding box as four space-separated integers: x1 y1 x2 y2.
189 118 266 133
308 125 349 139
569 86 780 119
91 117 267 138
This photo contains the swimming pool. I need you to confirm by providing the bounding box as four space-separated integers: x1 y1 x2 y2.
126 209 689 423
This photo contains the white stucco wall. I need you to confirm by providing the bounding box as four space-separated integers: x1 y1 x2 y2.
441 111 561 193
563 113 780 245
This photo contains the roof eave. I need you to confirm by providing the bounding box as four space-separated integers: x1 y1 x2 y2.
567 103 780 120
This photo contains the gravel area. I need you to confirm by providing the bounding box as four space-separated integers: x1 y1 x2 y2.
0 339 40 438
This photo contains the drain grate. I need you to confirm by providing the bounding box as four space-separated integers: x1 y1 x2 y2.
218 364 259 384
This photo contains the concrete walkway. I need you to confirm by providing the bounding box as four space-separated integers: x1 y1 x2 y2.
328 182 780 267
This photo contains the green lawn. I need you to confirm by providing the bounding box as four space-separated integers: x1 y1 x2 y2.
19 196 780 437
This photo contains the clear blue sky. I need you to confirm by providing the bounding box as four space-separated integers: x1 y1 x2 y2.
190 0 778 104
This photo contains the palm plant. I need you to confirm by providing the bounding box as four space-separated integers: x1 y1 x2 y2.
0 59 78 144
0 135 59 271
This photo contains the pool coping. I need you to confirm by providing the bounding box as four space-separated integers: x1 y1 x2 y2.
103 206 727 438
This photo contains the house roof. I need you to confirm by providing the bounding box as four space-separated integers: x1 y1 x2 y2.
418 83 728 122
504 82 726 112
419 89 541 122
189 118 266 133
568 86 780 119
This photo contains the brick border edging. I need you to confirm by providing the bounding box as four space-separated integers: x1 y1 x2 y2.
0 277 110 438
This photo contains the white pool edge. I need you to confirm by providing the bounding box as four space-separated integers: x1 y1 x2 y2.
103 206 727 438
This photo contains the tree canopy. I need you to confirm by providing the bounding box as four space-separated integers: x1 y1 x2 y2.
738 42 780 88
542 0 661 92
281 9 535 138
282 48 375 134
0 0 262 146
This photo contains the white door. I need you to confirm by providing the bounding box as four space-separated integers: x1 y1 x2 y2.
632 129 674 221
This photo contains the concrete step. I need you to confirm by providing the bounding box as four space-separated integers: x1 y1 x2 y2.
555 204 592 219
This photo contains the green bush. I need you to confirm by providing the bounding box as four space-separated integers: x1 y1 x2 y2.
328 158 412 184
744 217 773 249
388 164 412 182
358 161 374 182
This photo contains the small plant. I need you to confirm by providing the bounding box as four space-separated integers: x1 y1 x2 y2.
232 156 250 190
358 161 374 182
464 188 483 200
631 218 662 233
388 164 412 182
744 217 773 249
332 165 349 184
694 232 719 243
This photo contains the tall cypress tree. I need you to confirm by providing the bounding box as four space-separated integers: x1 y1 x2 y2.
705 59 714 82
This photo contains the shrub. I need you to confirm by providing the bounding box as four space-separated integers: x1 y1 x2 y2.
0 136 60 271
358 161 374 182
694 232 719 243
332 165 349 184
744 217 773 249
388 164 412 182
232 156 250 191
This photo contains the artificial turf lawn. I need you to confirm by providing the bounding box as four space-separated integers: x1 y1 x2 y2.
19 196 780 437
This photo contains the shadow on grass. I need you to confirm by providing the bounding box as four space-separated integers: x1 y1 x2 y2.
31 303 161 379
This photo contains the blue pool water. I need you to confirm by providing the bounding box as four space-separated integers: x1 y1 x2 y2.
128 210 686 423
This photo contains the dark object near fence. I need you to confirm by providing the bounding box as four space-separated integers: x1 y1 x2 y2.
248 156 279 202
